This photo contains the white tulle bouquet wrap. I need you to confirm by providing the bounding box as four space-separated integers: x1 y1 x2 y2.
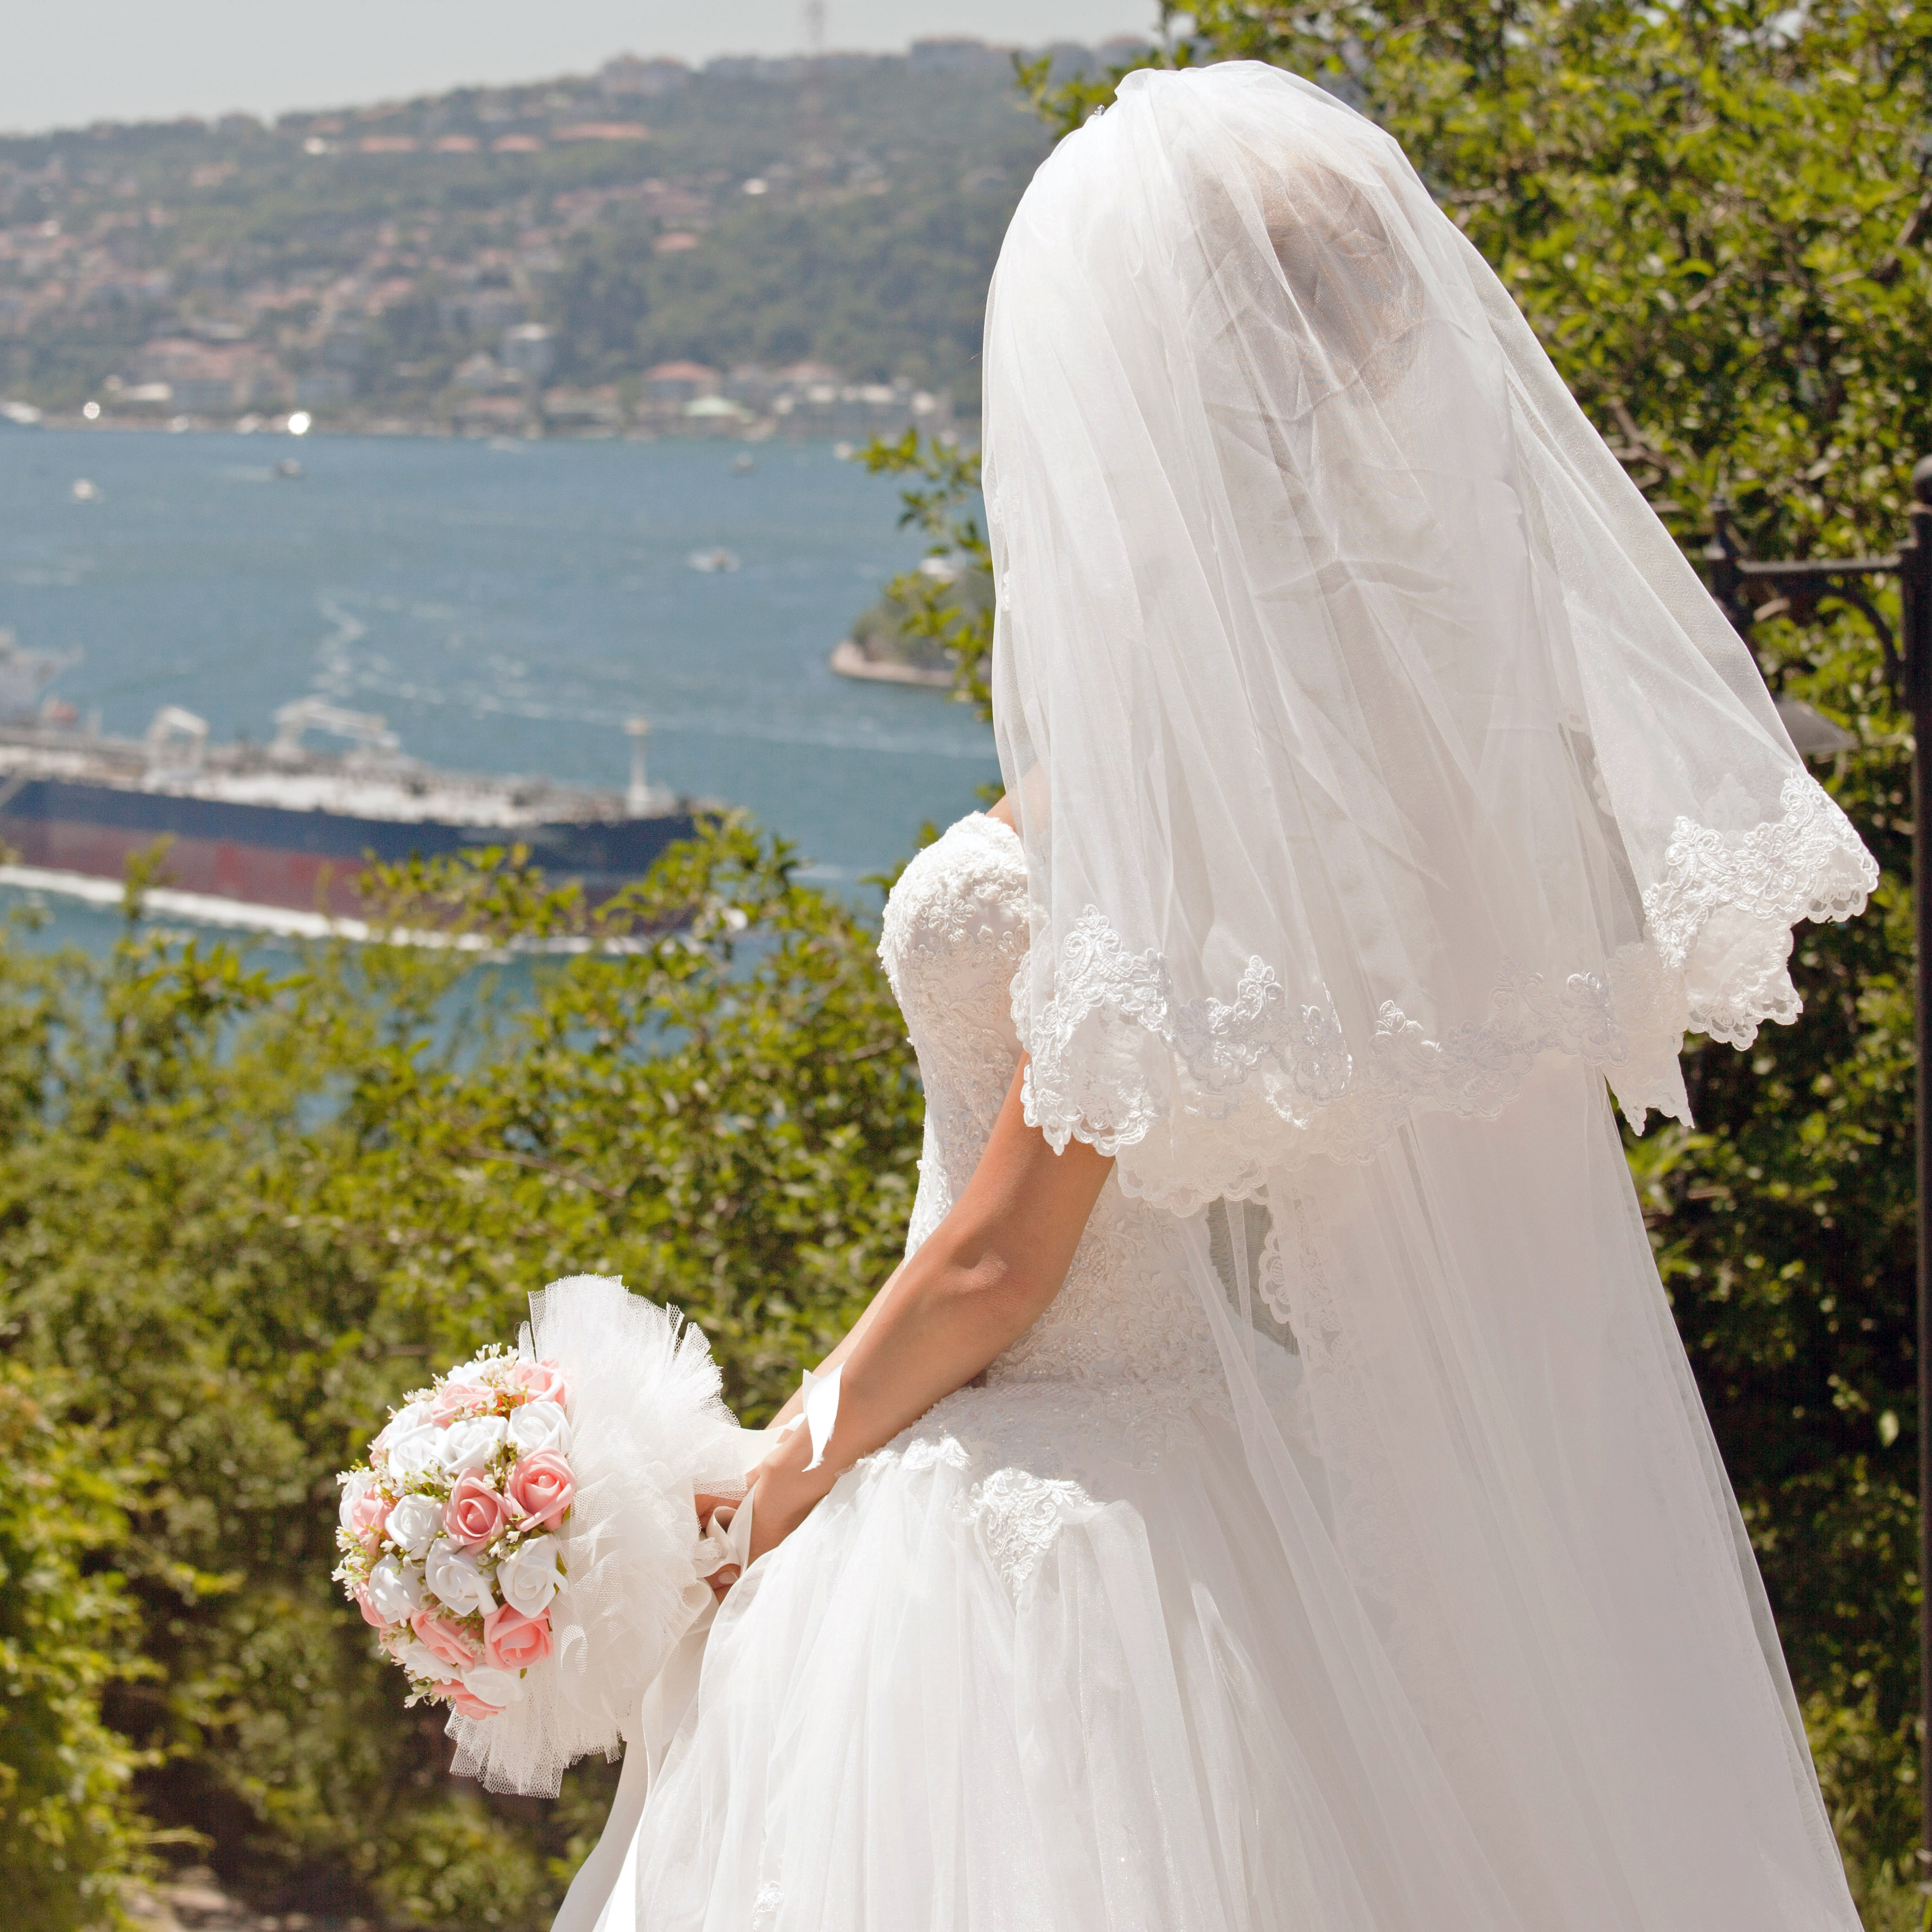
334 1275 771 1797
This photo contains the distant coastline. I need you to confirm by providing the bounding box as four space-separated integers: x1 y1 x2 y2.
0 42 1129 435
828 637 951 689
0 407 977 453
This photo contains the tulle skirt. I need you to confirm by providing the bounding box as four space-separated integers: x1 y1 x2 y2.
617 1365 1357 1932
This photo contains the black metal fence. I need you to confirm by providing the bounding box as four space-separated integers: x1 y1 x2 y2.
1702 467 1932 1872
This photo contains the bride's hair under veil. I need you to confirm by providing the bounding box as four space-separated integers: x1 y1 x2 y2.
985 61 1870 1932
1257 146 1427 402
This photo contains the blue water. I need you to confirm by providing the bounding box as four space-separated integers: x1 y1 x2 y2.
0 427 997 951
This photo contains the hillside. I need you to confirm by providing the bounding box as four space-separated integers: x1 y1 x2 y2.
0 42 1119 429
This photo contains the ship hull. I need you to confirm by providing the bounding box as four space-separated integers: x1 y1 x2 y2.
0 778 698 916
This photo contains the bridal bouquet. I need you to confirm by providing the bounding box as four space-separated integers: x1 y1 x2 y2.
333 1275 768 1796
335 1347 578 1721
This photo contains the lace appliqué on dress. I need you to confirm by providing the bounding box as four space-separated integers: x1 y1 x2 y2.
857 1398 1200 1599
966 1468 1092 1597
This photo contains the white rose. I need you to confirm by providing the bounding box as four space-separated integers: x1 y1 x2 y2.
384 1634 444 1682
439 1415 509 1475
462 1664 525 1708
384 1423 445 1484
374 1400 430 1452
508 1400 571 1456
365 1554 426 1625
387 1492 444 1559
495 1535 562 1616
337 1470 373 1533
423 1538 495 1618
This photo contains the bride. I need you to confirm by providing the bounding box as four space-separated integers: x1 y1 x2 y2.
556 62 1875 1931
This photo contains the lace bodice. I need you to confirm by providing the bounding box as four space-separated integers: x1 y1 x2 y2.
878 814 1217 1388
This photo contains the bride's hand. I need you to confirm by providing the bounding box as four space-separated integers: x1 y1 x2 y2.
693 1494 742 1602
694 1427 816 1603
741 1429 821 1568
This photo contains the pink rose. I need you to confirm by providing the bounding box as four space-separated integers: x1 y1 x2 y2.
505 1450 574 1531
409 1610 482 1673
483 1602 553 1673
435 1679 502 1720
431 1382 494 1425
509 1360 569 1408
349 1491 391 1553
444 1472 510 1548
355 1585 387 1629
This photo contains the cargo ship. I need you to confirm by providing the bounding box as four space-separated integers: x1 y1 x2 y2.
0 632 700 924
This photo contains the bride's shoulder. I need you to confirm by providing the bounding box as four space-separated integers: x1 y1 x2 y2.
878 812 1028 975
936 808 1023 867
908 808 1020 869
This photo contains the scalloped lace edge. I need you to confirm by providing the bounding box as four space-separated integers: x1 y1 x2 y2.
1016 773 1874 1216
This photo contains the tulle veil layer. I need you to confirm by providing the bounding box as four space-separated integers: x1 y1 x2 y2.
1171 1061 1852 1929
986 63 1873 1213
982 61 1867 1931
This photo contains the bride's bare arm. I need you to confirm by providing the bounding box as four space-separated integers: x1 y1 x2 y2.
759 790 1026 1448
742 1056 1110 1563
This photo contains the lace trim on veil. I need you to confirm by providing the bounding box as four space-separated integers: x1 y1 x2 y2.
1641 770 1876 1044
1017 773 1875 1214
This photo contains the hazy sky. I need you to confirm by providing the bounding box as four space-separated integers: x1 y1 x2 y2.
3 2 1161 135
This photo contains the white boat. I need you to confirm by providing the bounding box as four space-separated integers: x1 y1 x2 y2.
687 547 741 573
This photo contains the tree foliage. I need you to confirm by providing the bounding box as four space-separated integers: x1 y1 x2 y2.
0 824 919 1926
0 1367 150 1931
858 430 994 711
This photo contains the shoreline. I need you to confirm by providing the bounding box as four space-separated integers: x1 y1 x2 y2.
2 413 820 444
1 406 980 450
827 639 952 690
0 863 667 953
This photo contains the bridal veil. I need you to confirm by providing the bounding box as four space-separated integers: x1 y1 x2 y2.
985 62 1873 1930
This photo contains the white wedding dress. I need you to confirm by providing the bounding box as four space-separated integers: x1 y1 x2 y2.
623 811 1337 1928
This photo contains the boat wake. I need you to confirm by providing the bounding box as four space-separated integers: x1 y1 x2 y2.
0 863 652 954
0 863 359 939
